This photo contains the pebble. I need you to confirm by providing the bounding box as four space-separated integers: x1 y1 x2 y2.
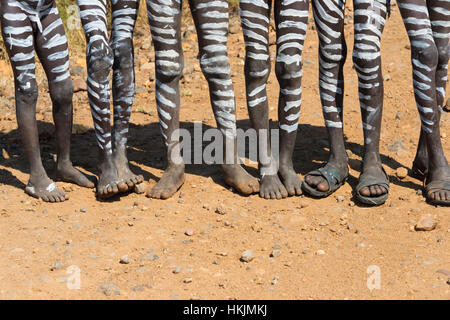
396 167 408 179
132 285 145 292
53 262 64 270
183 278 193 284
336 195 345 202
316 250 326 255
73 78 87 92
80 208 87 213
444 98 450 112
415 215 437 231
99 283 120 296
240 250 254 262
185 229 194 236
215 204 227 215
134 183 146 194
173 266 181 274
270 249 282 258
119 255 132 264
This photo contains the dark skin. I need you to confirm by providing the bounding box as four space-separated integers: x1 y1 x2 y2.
305 0 388 198
146 0 259 199
239 0 308 199
399 0 450 202
1 0 94 202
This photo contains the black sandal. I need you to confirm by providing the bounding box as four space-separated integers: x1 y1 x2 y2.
302 164 348 198
424 179 450 206
355 166 390 206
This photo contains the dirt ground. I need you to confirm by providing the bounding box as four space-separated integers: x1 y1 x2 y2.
0 1 449 300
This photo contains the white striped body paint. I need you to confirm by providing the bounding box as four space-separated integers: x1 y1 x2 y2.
77 0 139 155
147 0 238 151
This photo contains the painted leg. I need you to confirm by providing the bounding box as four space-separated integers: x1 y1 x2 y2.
353 0 389 205
398 0 450 204
193 0 259 196
36 3 95 190
146 0 185 199
78 0 127 198
1 1 67 202
240 0 283 198
303 0 348 197
111 0 143 190
274 0 309 196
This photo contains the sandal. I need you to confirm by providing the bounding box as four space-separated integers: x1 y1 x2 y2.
355 166 390 206
424 179 450 206
302 164 348 198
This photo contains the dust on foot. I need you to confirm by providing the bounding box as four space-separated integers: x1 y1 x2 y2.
222 164 259 196
279 166 302 196
25 175 68 203
114 158 144 191
147 163 185 199
96 166 127 199
259 174 288 199
56 162 96 189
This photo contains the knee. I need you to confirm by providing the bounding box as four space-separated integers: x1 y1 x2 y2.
320 42 347 66
199 53 231 81
50 78 73 106
437 43 450 66
245 56 271 83
411 41 438 70
87 42 114 75
275 56 303 83
155 52 183 83
113 40 133 69
15 80 38 105
352 43 380 70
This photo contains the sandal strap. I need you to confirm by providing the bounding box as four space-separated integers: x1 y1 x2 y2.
425 180 450 195
306 165 348 191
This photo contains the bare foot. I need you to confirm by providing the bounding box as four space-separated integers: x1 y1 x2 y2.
147 163 185 199
279 165 302 196
56 161 95 188
96 162 127 199
222 164 259 195
25 173 68 203
259 174 288 199
114 156 144 191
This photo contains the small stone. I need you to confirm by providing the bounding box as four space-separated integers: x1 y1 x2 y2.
316 250 325 255
53 262 64 270
173 266 181 274
240 250 254 262
73 78 87 92
395 112 402 120
185 229 194 236
271 276 279 285
415 215 437 231
215 204 227 215
383 74 391 81
270 249 282 258
134 183 146 194
183 278 193 284
396 167 408 179
132 285 145 292
336 195 345 202
443 98 450 112
80 208 87 213
120 255 132 264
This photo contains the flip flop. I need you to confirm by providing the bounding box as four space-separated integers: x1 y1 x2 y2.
355 166 390 206
411 160 427 180
424 179 450 206
302 164 348 198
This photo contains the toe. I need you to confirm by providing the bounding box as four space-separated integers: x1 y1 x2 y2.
317 182 329 192
359 187 370 196
42 195 50 202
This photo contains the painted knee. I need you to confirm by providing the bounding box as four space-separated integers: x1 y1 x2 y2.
155 54 183 83
275 58 303 84
320 42 347 66
199 53 231 81
15 80 38 106
113 40 133 69
50 78 73 107
87 42 114 76
437 43 450 66
245 57 271 84
411 42 438 70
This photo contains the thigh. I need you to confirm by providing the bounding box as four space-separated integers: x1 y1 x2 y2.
1 0 36 90
35 3 71 84
427 0 450 46
111 0 139 40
